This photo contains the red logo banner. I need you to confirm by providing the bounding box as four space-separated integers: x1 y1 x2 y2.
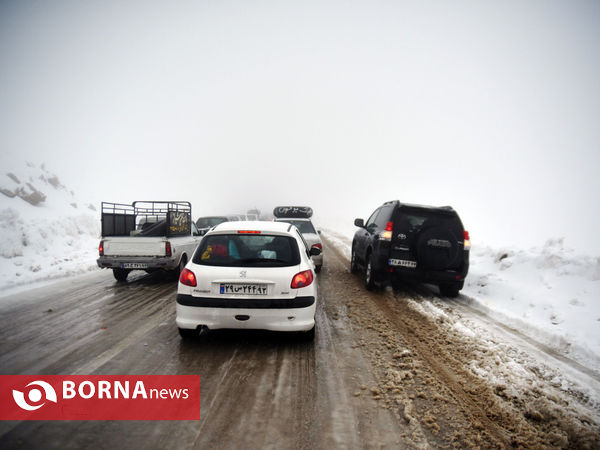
0 375 200 420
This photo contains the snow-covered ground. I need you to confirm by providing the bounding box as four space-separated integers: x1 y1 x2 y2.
0 162 99 292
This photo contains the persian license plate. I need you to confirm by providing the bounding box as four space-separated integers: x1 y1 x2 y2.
389 259 417 268
220 283 268 295
122 263 149 269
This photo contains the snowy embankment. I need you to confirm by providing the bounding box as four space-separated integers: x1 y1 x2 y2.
0 162 99 291
318 225 600 375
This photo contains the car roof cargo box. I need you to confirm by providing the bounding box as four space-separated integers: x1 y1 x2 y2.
101 201 192 237
273 206 313 219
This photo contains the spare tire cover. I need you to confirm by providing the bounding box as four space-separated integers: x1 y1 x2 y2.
415 227 459 270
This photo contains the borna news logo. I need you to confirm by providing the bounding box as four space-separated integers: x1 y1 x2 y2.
12 380 58 411
1 375 200 420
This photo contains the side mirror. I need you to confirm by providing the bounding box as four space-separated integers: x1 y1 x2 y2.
310 246 322 256
317 230 322 235
354 218 364 228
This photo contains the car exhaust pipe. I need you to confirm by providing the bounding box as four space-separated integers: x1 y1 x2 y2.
197 325 209 336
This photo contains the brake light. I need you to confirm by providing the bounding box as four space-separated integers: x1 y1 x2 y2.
313 243 322 250
99 241 104 256
179 268 197 287
380 222 393 241
165 241 172 257
238 230 261 234
291 270 314 289
463 230 471 250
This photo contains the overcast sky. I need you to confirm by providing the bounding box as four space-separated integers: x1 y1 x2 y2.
1 0 599 252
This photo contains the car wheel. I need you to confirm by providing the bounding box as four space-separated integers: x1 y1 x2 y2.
174 256 187 280
439 284 460 298
299 326 315 342
350 247 359 274
314 265 322 274
113 268 129 282
365 254 376 291
178 328 197 339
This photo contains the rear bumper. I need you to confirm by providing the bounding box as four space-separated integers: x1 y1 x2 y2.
388 262 468 286
97 256 179 270
176 295 316 332
177 294 315 308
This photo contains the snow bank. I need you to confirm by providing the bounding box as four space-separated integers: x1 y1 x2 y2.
0 162 99 291
463 238 600 370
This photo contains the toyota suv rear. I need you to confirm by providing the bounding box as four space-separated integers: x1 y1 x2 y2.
351 201 470 297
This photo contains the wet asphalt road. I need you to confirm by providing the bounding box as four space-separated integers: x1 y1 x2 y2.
1 238 599 449
0 249 404 449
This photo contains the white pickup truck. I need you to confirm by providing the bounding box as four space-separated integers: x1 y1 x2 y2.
97 201 201 281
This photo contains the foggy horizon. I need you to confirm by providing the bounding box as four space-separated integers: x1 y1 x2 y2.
1 1 599 253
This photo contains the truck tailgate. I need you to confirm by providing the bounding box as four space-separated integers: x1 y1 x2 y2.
103 237 167 257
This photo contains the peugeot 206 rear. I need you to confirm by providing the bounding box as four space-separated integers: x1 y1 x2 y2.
176 221 320 340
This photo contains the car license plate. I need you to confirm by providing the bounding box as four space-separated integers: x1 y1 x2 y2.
122 263 149 269
389 259 417 268
219 283 268 295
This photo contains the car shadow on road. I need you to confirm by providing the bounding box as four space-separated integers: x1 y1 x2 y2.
178 329 314 348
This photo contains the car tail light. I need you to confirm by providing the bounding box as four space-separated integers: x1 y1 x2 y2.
463 230 471 250
238 230 261 234
99 241 104 256
291 270 314 289
312 243 322 250
380 221 393 241
165 241 172 257
179 268 197 287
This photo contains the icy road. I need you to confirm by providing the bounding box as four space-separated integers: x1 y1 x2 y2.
0 235 599 448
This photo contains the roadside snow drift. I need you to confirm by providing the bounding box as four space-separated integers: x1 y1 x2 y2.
0 162 99 290
463 240 600 372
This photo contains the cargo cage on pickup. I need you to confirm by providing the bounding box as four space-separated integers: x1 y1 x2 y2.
101 201 192 238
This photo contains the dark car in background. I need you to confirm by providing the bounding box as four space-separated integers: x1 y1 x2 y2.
351 200 470 297
195 215 241 236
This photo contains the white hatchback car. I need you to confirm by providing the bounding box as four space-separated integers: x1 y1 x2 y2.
176 221 320 340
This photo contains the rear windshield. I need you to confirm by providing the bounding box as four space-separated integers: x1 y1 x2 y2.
277 220 316 234
395 209 462 235
196 217 228 228
193 234 300 267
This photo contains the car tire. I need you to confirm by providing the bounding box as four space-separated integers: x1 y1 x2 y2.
365 254 376 291
178 328 197 339
174 256 187 280
113 268 130 282
439 284 460 298
299 326 315 342
314 265 322 274
350 246 359 274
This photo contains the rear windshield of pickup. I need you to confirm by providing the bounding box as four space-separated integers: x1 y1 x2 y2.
193 234 300 267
